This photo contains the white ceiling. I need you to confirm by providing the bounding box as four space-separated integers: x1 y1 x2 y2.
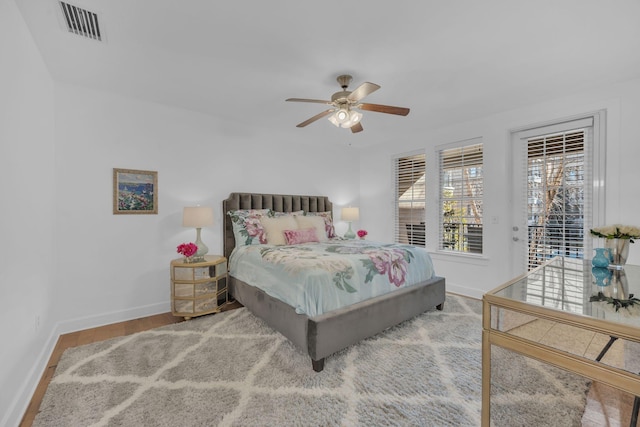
15 0 640 147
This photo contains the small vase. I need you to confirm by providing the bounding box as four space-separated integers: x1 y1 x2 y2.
591 266 612 287
605 238 630 269
592 248 611 268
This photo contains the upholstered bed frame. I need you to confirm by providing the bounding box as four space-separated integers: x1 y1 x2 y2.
223 192 446 372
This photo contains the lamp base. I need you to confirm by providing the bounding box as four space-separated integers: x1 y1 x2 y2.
194 228 209 257
344 222 355 239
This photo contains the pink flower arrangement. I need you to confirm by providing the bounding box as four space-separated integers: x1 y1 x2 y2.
357 229 368 238
177 242 198 257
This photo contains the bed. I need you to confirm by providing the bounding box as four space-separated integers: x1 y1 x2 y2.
223 192 446 372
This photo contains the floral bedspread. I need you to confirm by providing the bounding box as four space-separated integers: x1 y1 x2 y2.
229 239 436 317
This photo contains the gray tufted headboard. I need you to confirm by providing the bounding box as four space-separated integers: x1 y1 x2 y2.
222 192 333 260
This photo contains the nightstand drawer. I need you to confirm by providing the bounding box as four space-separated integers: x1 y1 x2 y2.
174 266 210 281
195 280 219 296
173 296 218 315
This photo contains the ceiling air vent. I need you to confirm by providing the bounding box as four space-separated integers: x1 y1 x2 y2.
59 1 101 41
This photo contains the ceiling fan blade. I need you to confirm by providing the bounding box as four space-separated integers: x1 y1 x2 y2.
347 82 380 102
286 98 332 104
359 103 410 116
351 122 364 133
296 109 334 127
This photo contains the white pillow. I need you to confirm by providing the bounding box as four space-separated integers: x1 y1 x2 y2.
295 215 328 241
260 215 299 245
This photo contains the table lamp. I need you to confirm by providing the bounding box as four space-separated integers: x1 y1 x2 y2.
341 207 359 239
183 206 214 258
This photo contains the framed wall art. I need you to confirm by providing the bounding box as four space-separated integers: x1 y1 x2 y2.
113 168 158 214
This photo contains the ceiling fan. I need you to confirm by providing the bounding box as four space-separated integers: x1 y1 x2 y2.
286 75 410 133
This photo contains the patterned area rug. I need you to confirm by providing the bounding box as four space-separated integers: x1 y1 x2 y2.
33 295 590 426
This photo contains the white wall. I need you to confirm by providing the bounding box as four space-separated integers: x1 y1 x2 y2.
359 78 640 298
49 82 360 328
0 0 56 425
1 82 359 425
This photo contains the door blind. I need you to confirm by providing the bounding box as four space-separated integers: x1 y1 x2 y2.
394 153 425 246
524 128 591 271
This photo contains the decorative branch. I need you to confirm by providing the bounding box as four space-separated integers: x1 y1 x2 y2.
590 292 640 312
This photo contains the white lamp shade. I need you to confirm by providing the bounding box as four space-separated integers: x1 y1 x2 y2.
335 109 349 122
182 206 214 228
341 207 360 222
327 112 342 127
340 110 362 128
328 108 352 127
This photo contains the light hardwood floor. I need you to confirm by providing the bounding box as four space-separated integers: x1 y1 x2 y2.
19 302 634 426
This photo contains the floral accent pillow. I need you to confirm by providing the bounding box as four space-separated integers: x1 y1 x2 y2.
305 211 336 239
227 209 270 246
283 228 319 245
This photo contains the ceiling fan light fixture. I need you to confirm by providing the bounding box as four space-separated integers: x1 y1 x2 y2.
328 108 363 129
328 107 351 127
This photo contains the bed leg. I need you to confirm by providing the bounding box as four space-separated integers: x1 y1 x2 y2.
312 358 325 372
436 302 444 311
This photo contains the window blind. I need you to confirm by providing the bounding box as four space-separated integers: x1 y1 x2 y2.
438 142 483 254
394 153 426 246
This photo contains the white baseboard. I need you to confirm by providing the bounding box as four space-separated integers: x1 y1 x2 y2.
446 282 485 300
3 301 169 427
56 301 170 335
2 326 59 427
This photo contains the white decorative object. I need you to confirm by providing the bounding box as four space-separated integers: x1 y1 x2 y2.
183 206 214 257
590 224 639 270
341 207 359 239
605 238 630 269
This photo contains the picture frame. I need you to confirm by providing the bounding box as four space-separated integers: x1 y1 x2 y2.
113 168 158 214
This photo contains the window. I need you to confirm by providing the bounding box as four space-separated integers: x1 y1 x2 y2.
394 152 425 246
438 140 483 254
